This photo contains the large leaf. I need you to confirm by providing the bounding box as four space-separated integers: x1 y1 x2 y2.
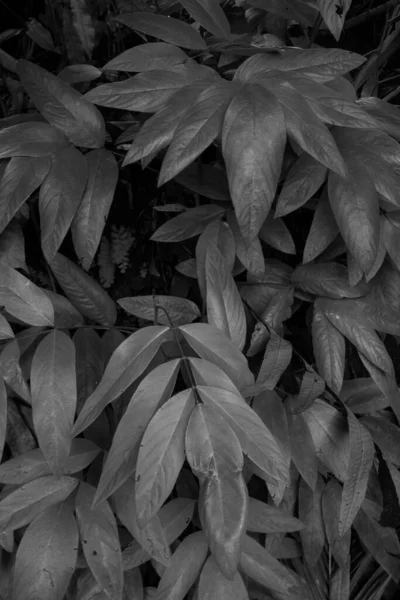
175 161 230 201
196 220 236 300
73 328 104 414
339 408 375 536
0 155 51 234
103 43 188 72
258 215 296 255
114 13 207 50
0 439 99 485
188 357 241 396
197 386 288 487
0 122 68 158
222 83 286 242
179 323 254 391
71 148 118 270
0 314 13 340
205 244 246 351
226 212 264 277
49 253 117 326
0 263 54 326
299 476 325 567
30 330 76 475
17 59 106 148
0 475 78 532
13 500 78 600
198 555 248 600
71 326 169 436
75 482 123 600
118 295 200 326
94 359 180 506
159 81 235 185
135 389 195 527
39 146 88 262
312 301 345 394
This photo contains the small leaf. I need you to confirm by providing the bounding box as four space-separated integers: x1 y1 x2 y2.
361 416 400 467
13 500 78 600
0 339 30 403
71 149 118 270
0 475 78 532
118 295 200 326
287 405 318 489
18 59 106 148
196 220 236 301
0 122 68 158
339 409 375 536
114 13 207 50
135 389 195 527
44 289 85 329
30 330 76 474
39 146 88 262
50 253 117 326
151 204 225 242
222 83 286 242
75 482 123 600
299 476 325 567
58 64 102 84
312 300 345 394
198 555 248 600
258 215 296 255
104 43 188 72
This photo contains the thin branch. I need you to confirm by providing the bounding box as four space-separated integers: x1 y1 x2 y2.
344 0 398 30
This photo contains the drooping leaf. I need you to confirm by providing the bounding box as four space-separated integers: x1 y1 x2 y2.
39 146 87 262
197 555 248 600
71 149 118 270
49 253 117 326
322 479 350 568
312 301 345 394
17 59 106 148
118 295 200 326
179 323 254 391
0 263 54 326
71 326 170 436
155 532 208 600
0 155 51 234
75 482 123 600
0 122 68 158
103 43 188 72
197 386 288 486
222 83 286 242
13 500 78 600
303 192 339 263
114 13 207 50
199 473 248 579
94 359 180 506
205 244 246 351
151 204 225 243
30 330 76 475
135 389 195 527
339 408 375 536
0 475 78 532
299 476 325 567
180 0 231 39
247 497 303 533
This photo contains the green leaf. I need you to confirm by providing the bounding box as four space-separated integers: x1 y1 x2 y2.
258 215 296 255
254 331 292 392
196 220 236 300
103 43 188 72
198 555 248 600
0 339 30 403
179 323 255 391
151 204 225 243
175 161 230 201
159 81 234 185
13 500 78 600
0 221 27 271
180 0 231 39
299 476 325 567
135 389 195 527
188 357 241 396
222 83 286 242
155 531 208 600
199 473 248 579
358 96 400 141
0 475 78 532
0 155 51 234
75 482 123 600
0 122 68 158
292 262 368 299
303 192 339 263
197 386 288 486
205 244 246 351
49 253 117 326
114 13 207 50
30 330 76 475
118 295 200 326
58 64 102 84
247 287 294 357
287 403 318 490
71 325 169 436
339 409 375 536
39 146 88 262
71 149 118 270
341 378 389 414
247 497 303 533
276 153 327 218
312 301 345 394
322 479 351 568
0 263 54 326
0 439 99 484
0 314 13 340
44 289 85 329
239 534 303 596
226 213 264 278
94 359 180 506
17 59 106 148
252 390 291 470
317 0 352 41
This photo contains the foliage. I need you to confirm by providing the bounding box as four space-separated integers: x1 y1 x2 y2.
0 0 400 599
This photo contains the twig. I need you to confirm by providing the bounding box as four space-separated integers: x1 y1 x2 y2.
344 0 398 30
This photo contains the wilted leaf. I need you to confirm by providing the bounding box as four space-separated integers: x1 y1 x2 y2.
118 295 200 326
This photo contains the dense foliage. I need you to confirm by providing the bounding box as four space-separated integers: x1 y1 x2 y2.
0 0 400 599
